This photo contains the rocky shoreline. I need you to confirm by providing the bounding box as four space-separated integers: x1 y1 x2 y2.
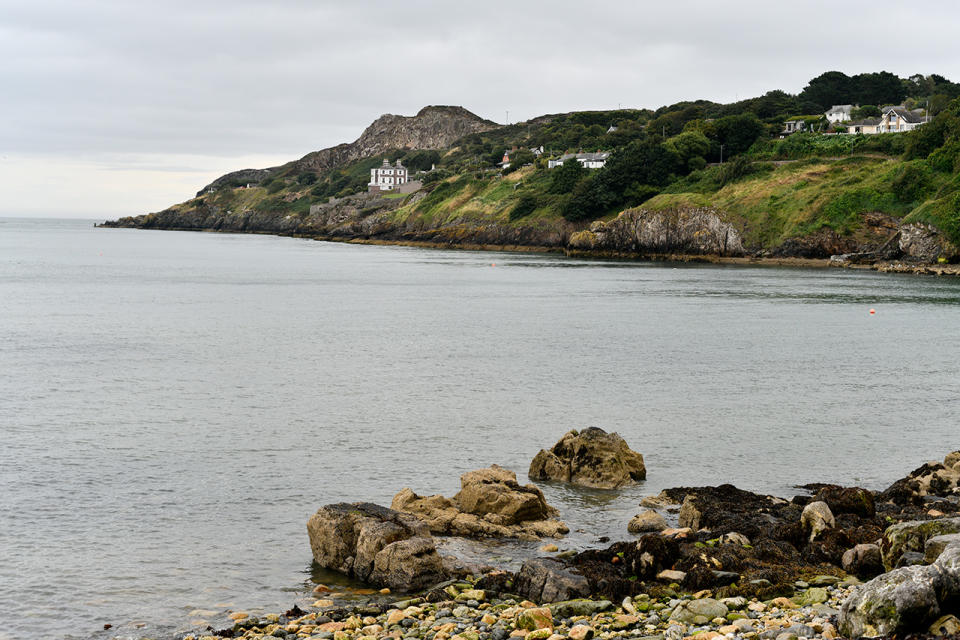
143 432 960 640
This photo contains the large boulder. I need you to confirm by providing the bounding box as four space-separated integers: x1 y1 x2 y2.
800 501 835 542
391 465 568 540
306 502 446 591
842 543 884 579
839 542 960 637
528 428 646 489
628 509 668 534
514 557 591 603
881 516 960 570
669 598 729 624
812 485 876 518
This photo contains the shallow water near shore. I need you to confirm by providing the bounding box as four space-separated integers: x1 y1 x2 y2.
2 217 959 639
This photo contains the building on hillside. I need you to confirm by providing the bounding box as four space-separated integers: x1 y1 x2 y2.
368 159 408 192
498 146 545 169
845 118 881 134
825 105 854 123
877 106 927 133
782 120 809 134
548 152 610 169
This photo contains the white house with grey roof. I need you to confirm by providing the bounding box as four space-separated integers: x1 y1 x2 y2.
548 152 610 169
825 105 854 123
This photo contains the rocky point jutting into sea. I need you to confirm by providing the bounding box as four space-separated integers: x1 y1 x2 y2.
175 429 960 640
99 104 960 276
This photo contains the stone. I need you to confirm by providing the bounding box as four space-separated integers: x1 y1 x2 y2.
306 502 446 591
800 502 834 542
540 544 559 552
899 223 960 263
528 427 646 489
795 588 828 606
924 534 960 564
880 457 960 505
657 570 687 583
880 517 960 570
386 610 406 625
514 558 590 603
678 496 702 531
842 543 884 579
668 598 728 625
929 614 960 636
516 607 553 631
546 599 612 618
839 564 943 637
628 510 668 534
567 625 594 640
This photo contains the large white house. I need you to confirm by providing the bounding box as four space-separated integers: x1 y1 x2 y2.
368 159 408 192
548 152 610 169
825 105 854 123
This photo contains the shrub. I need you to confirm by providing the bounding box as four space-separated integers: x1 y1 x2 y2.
509 194 538 220
891 162 933 203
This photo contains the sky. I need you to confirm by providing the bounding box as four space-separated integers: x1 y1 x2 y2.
2 0 959 219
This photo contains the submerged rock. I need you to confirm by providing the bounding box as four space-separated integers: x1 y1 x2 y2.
528 427 646 489
306 502 446 591
392 465 568 540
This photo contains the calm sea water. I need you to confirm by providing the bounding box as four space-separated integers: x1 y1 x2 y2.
2 217 959 639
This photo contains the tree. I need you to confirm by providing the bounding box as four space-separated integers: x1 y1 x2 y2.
664 131 710 171
403 150 441 172
799 71 853 111
714 113 766 158
549 156 586 194
851 105 881 120
853 71 906 106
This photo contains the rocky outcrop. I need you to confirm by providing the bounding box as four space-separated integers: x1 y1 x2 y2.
842 543 884 578
567 207 744 257
899 222 960 262
839 541 960 637
391 465 568 540
349 106 497 160
306 502 446 591
528 428 646 489
878 451 960 506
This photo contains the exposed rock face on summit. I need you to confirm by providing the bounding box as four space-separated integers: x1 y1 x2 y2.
294 106 497 175
529 428 646 489
391 464 568 540
197 105 497 194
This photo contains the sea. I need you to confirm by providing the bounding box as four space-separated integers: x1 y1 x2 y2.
1 216 958 639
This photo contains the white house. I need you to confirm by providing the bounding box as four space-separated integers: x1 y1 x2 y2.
877 106 927 132
825 105 854 123
548 152 610 169
368 159 408 192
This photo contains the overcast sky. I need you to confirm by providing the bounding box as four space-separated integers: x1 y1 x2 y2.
2 0 959 218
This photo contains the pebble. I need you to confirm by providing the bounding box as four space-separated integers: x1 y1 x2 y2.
196 575 854 640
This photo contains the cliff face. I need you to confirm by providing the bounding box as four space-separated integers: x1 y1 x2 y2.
196 106 498 194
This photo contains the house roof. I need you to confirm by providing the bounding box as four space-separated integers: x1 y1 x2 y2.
847 118 881 127
558 152 610 161
826 105 853 113
886 108 925 124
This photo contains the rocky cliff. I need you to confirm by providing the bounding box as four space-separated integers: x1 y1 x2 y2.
196 106 497 195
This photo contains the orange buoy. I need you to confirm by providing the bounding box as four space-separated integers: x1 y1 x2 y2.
869 308 876 315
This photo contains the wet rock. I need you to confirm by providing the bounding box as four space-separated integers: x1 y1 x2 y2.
391 465 568 540
528 427 646 489
628 510 668 534
514 558 590 603
880 516 960 570
899 223 960 262
547 599 612 617
516 607 553 631
800 502 834 541
306 502 446 591
842 543 884 578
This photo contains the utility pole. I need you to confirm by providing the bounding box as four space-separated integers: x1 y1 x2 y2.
720 144 725 164
506 110 510 125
